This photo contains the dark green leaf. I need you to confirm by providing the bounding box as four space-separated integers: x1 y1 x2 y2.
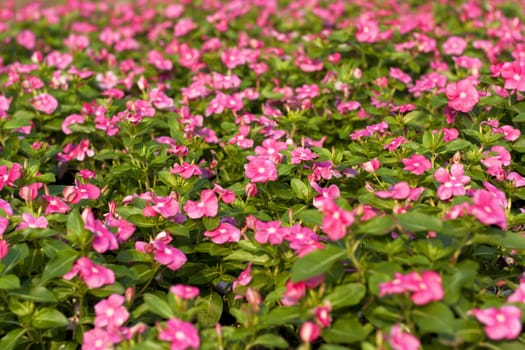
291 245 346 282
196 292 223 328
325 283 366 309
0 275 20 290
41 249 78 283
0 328 27 350
144 293 174 319
322 318 370 344
413 302 455 335
396 211 442 232
251 334 289 349
32 308 69 329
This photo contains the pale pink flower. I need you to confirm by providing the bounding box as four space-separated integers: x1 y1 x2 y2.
159 318 200 350
388 325 421 350
94 294 129 329
470 306 522 340
204 222 240 244
446 79 479 113
402 154 432 175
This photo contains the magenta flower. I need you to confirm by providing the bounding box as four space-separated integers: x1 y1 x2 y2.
64 257 115 289
446 79 479 113
204 222 241 244
244 156 278 183
402 154 432 175
170 284 200 299
43 195 70 214
281 280 306 306
0 240 8 261
434 163 471 200
233 262 253 292
361 158 380 173
32 93 58 115
501 61 525 91
470 306 522 340
142 193 180 219
136 232 187 271
508 281 525 303
94 294 129 329
159 318 200 350
375 182 424 201
388 325 421 350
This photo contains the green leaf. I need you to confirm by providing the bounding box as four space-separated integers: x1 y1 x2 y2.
4 111 34 130
291 245 346 282
0 328 27 350
291 178 310 200
10 286 58 303
298 209 323 226
41 249 78 283
442 139 473 153
196 292 223 328
263 306 302 326
1 243 29 276
158 170 179 188
396 211 442 232
32 308 69 329
444 260 478 304
0 275 20 290
513 113 525 122
355 215 395 235
224 250 270 265
473 232 525 249
325 283 366 309
251 334 289 349
203 216 220 231
66 209 89 246
413 302 455 335
322 318 370 344
144 293 174 319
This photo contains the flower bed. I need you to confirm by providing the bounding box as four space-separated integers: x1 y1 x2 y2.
1 0 525 349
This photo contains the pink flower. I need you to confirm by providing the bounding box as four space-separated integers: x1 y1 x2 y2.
470 189 507 230
442 36 467 56
62 114 86 135
300 322 320 343
254 220 288 245
94 294 129 329
204 222 240 244
233 262 253 292
402 154 432 175
470 306 522 340
409 271 444 305
501 62 525 91
17 212 48 230
375 182 424 201
19 182 43 201
388 325 421 350
361 158 380 173
356 13 380 43
16 29 36 50
282 280 306 306
159 318 200 350
170 284 200 299
446 79 479 113
434 163 471 200
0 163 22 190
63 183 100 204
64 257 115 289
170 162 202 179
508 281 525 303
184 189 218 219
142 193 180 219
82 328 116 350
321 200 354 241
244 156 278 183
32 93 58 115
0 240 8 261
136 232 187 271
213 183 235 204
43 195 70 214
379 271 444 305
